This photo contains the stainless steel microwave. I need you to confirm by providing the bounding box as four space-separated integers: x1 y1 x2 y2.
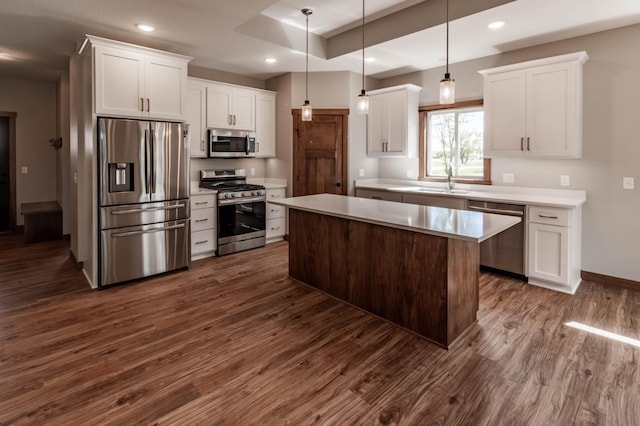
208 129 256 158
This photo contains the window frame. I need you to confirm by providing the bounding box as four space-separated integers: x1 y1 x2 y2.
418 99 491 185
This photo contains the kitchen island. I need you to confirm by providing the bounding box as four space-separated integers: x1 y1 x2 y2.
269 194 521 348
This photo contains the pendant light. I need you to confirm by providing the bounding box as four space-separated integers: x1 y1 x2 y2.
439 0 455 104
356 0 369 114
301 8 313 121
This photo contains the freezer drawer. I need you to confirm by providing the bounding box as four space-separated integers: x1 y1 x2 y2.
100 199 190 230
100 219 190 286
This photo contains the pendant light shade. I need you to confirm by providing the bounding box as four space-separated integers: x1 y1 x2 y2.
439 0 455 104
301 8 313 121
356 0 369 114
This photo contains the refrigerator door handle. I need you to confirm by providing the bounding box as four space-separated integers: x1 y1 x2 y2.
111 223 186 238
150 127 156 194
144 128 152 195
110 203 186 215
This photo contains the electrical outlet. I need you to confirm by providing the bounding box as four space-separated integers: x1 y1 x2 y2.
623 177 635 190
502 173 514 184
560 175 570 186
359 168 365 177
21 166 28 174
250 168 255 176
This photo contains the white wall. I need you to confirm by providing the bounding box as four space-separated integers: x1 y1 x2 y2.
380 23 640 282
0 78 57 226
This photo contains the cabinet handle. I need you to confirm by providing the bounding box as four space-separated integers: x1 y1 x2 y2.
520 137 524 151
527 137 530 151
372 196 382 200
538 214 559 219
195 218 208 223
233 115 237 125
201 140 205 151
195 240 209 245
195 201 209 206
146 98 150 112
228 115 232 125
270 208 278 212
140 98 144 112
271 226 281 231
270 194 281 199
256 142 260 153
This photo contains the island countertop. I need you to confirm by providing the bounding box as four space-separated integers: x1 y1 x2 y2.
270 193 520 243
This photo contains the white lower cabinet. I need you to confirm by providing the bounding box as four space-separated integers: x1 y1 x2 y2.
266 188 286 243
191 194 216 260
527 205 581 294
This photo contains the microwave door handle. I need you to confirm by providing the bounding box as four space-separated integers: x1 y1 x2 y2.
246 135 250 156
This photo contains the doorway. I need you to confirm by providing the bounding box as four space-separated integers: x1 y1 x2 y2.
0 112 17 232
292 109 349 197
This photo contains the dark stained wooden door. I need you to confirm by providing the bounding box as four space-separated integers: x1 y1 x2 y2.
292 109 348 197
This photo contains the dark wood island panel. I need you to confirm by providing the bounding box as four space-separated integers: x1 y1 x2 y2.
288 209 479 348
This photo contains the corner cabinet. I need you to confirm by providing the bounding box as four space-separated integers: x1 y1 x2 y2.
186 78 208 158
527 205 582 294
90 36 191 121
255 91 277 158
479 51 589 159
367 84 421 158
206 83 255 131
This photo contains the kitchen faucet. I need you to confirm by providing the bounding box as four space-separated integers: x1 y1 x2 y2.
447 165 454 190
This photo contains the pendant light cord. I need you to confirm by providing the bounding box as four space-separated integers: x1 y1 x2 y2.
445 0 449 75
361 0 365 92
306 11 309 101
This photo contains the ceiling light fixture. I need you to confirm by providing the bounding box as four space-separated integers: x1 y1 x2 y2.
488 20 505 30
264 57 277 64
136 24 155 32
301 8 313 122
439 0 455 104
356 0 369 114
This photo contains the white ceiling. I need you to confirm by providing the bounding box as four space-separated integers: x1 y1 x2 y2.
0 0 639 82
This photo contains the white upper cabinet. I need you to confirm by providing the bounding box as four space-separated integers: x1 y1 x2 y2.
186 78 207 158
255 91 277 158
206 83 255 131
91 36 191 121
367 84 421 158
480 51 589 158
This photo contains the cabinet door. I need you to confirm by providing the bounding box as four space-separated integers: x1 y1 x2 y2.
526 62 579 157
186 81 207 158
528 222 569 285
385 90 407 154
206 84 233 128
94 45 145 117
484 70 527 156
232 88 256 131
145 56 187 120
367 94 386 155
255 92 276 157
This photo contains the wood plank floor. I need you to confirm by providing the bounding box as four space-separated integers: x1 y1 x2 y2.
0 233 638 425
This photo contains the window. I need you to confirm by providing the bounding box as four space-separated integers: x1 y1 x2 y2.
419 99 491 184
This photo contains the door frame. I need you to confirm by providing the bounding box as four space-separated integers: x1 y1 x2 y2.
0 112 17 231
291 108 349 197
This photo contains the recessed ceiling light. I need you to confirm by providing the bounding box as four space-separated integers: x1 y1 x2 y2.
365 57 376 63
136 24 155 32
264 57 277 64
488 20 505 30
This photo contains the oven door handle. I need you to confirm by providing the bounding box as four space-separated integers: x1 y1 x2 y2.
218 196 266 206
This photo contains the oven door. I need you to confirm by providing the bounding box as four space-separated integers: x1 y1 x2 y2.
217 197 266 254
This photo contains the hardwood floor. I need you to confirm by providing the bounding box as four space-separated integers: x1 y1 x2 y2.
0 233 638 425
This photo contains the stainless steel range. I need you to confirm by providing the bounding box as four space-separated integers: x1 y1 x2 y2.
199 169 266 256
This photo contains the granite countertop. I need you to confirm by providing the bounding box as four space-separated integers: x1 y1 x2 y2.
269 193 520 243
355 179 586 208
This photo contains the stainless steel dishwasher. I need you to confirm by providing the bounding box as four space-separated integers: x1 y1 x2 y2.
467 200 526 278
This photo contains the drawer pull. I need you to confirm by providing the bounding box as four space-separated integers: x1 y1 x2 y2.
195 201 209 206
538 214 559 219
271 226 281 231
195 240 208 245
195 218 208 223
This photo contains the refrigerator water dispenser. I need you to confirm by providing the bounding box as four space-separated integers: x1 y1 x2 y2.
108 162 134 192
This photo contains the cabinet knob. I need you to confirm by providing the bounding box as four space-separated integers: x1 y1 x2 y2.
336 182 342 188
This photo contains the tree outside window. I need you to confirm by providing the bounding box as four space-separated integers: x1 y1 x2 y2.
427 107 484 178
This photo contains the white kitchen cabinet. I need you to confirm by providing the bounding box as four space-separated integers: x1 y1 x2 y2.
480 51 589 158
186 78 207 158
191 194 216 260
527 205 582 294
255 91 277 158
206 83 255 131
266 188 286 243
367 84 421 158
92 37 190 120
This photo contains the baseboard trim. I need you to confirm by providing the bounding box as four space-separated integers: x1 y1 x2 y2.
581 270 640 292
69 249 83 270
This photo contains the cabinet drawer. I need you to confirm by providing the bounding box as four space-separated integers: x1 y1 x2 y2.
191 229 215 254
267 188 286 202
191 194 216 210
266 203 284 219
191 208 215 232
266 217 285 239
528 206 570 227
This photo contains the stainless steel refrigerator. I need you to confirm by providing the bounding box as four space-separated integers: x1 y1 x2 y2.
98 118 190 287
